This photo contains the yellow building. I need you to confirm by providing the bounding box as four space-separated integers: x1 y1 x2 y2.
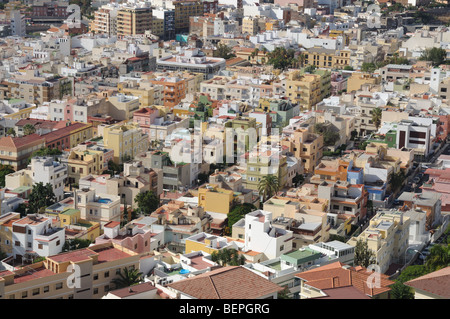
245 148 288 191
184 232 235 255
67 146 107 184
101 122 150 164
117 7 152 36
117 82 159 108
0 212 20 256
197 183 234 215
3 106 37 120
0 242 143 299
69 123 94 149
346 72 381 93
151 18 164 37
281 127 323 173
285 71 321 110
304 47 351 69
59 208 101 242
242 16 259 35
347 210 410 274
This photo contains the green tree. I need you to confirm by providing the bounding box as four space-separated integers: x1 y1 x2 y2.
134 191 160 215
344 65 354 71
227 203 257 229
425 244 450 272
359 141 369 150
211 249 245 266
6 128 16 137
0 164 14 187
213 43 236 60
390 281 414 299
371 107 382 131
28 182 56 214
266 47 296 70
292 173 304 187
354 238 376 268
23 124 36 136
28 147 63 164
112 267 144 289
314 123 340 146
277 287 292 299
390 171 406 193
350 130 358 141
62 238 92 252
419 47 447 66
258 175 280 202
361 62 376 73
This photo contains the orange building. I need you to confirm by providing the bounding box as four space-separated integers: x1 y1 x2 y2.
145 76 186 108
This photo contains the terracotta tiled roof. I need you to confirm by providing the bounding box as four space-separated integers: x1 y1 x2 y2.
405 266 450 298
295 261 394 298
167 266 283 299
108 282 157 298
0 134 45 150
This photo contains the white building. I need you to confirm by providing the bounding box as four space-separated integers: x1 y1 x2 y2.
244 210 294 260
75 188 121 227
11 214 65 261
5 157 68 202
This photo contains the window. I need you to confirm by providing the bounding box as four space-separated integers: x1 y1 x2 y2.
43 286 49 293
104 285 110 292
116 269 121 275
27 242 32 248
22 291 27 298
93 274 98 280
280 245 284 251
15 241 20 247
56 240 60 246
104 271 109 278
28 229 31 235
32 288 39 296
93 288 98 295
55 283 63 290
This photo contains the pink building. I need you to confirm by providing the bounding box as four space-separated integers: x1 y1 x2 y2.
95 218 164 254
331 72 347 95
132 107 159 136
422 167 450 213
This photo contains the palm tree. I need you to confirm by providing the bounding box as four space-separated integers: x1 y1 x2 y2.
112 267 144 289
23 124 36 136
297 53 306 68
372 107 383 131
258 175 280 202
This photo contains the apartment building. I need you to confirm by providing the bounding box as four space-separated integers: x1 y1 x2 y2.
380 64 412 82
117 80 163 108
242 210 294 260
242 16 259 35
116 7 152 37
152 7 175 40
11 214 65 262
0 242 142 299
76 188 121 227
281 124 323 173
245 148 288 191
108 94 141 121
304 47 351 69
172 0 204 33
2 68 72 105
0 134 46 171
285 71 322 110
5 157 67 202
95 217 164 254
100 122 149 164
156 48 226 80
261 194 329 249
348 210 410 274
151 202 212 253
42 122 94 151
92 4 119 36
347 72 381 93
138 150 191 191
